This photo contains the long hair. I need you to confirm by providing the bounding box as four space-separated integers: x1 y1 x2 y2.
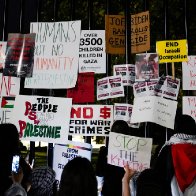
58 157 97 196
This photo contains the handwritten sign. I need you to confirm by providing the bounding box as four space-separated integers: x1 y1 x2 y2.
79 30 106 73
11 95 72 144
67 72 94 103
156 39 188 63
131 96 177 129
183 96 196 122
108 132 152 171
182 56 196 90
69 105 113 136
25 21 81 89
105 11 150 54
53 141 92 184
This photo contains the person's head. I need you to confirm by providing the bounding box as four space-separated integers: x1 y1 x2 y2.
58 157 97 196
136 169 165 196
29 166 56 196
111 120 129 134
0 123 20 155
174 114 196 135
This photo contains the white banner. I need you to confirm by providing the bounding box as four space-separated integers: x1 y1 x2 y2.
70 104 113 136
108 132 152 171
131 96 177 129
79 30 106 73
53 141 92 184
25 21 81 89
11 95 72 144
182 56 196 90
183 96 196 122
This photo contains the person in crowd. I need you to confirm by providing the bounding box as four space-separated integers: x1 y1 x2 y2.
154 114 196 196
28 166 57 196
122 165 165 196
58 156 97 196
0 123 21 195
96 120 130 196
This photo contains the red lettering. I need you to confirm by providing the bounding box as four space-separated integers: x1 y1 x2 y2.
71 107 81 118
83 107 93 118
24 101 32 116
19 120 26 137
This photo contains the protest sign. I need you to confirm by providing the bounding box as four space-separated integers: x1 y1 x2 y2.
156 39 188 63
69 104 113 136
183 96 196 122
0 41 7 72
105 11 150 54
67 72 94 103
154 75 180 100
97 75 124 100
135 53 159 82
53 141 92 184
114 103 140 129
11 95 72 144
3 33 35 77
79 30 106 73
25 21 81 89
182 56 196 90
131 96 177 129
108 132 152 171
133 81 157 97
113 64 135 86
0 74 20 124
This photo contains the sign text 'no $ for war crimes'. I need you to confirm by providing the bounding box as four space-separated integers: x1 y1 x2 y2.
69 105 113 136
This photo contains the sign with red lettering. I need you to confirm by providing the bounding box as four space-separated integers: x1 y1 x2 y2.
69 105 113 136
182 56 196 90
3 33 35 77
53 141 92 185
11 95 72 144
25 21 81 89
67 72 94 103
79 30 106 73
108 132 152 171
183 96 196 122
105 11 150 54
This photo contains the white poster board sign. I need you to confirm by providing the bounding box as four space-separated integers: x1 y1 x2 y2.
108 132 152 171
97 76 124 100
70 104 113 136
25 21 81 89
11 95 72 144
131 96 177 129
53 141 92 184
183 96 196 122
182 56 196 90
79 30 106 73
113 64 135 86
0 41 6 70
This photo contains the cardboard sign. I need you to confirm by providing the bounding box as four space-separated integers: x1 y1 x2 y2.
131 96 177 129
156 39 188 63
4 33 35 77
79 30 106 73
183 96 196 122
67 72 94 103
25 21 81 89
105 11 150 54
182 56 196 90
113 64 135 86
97 75 125 100
108 132 152 171
11 95 72 144
53 141 92 184
69 105 113 136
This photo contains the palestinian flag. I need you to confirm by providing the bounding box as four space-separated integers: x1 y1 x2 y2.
1 96 15 108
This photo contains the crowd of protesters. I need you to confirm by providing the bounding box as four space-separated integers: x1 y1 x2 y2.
0 113 196 196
